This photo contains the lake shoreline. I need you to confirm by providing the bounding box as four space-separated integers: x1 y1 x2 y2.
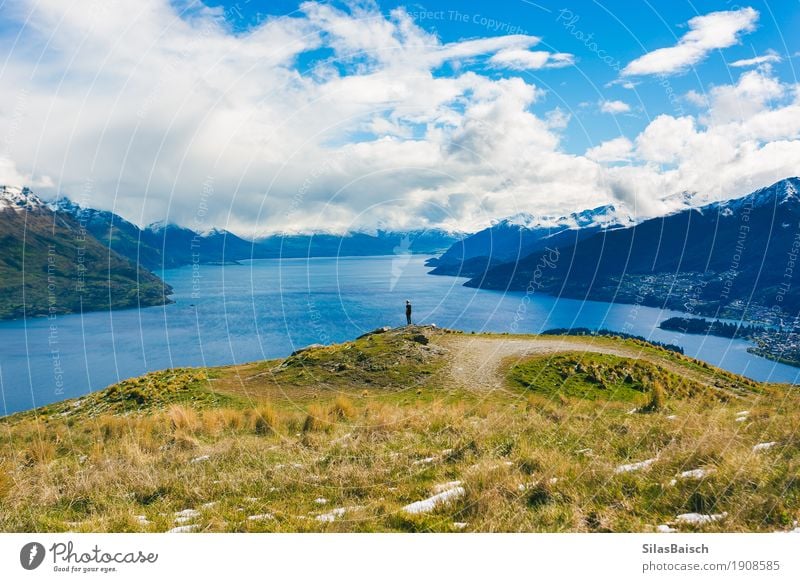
1 255 797 416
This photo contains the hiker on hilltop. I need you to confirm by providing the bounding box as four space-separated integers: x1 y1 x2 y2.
405 300 412 326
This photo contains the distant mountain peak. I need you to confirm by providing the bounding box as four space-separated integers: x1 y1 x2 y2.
146 220 214 236
145 219 175 233
47 195 82 215
661 190 699 209
715 177 800 213
497 203 633 231
775 176 800 203
572 203 635 228
197 226 229 237
0 185 47 212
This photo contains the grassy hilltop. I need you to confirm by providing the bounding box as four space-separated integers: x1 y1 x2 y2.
1 326 799 533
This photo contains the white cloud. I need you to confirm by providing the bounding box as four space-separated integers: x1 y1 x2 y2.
622 7 759 76
729 49 781 67
0 158 53 189
705 68 785 123
612 67 800 210
545 108 571 129
586 137 633 163
489 49 574 70
0 1 798 235
635 115 699 164
0 0 565 233
684 90 709 107
599 100 631 114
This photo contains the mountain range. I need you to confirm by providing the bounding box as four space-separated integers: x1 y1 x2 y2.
0 187 461 319
5 178 799 322
50 196 461 270
0 186 171 319
428 204 634 278
455 177 800 322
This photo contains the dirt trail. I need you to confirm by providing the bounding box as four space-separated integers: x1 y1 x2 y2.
441 336 634 390
439 334 740 396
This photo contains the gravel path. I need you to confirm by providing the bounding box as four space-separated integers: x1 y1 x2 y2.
441 335 636 390
439 334 741 397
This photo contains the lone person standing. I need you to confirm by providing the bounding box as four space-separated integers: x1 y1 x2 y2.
405 300 412 325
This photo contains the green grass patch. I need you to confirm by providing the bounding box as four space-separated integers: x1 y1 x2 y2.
507 352 721 405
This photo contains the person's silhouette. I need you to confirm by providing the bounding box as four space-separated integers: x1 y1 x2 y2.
405 300 412 325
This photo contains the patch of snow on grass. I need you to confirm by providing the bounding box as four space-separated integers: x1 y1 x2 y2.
403 484 466 515
432 481 463 494
167 525 198 533
316 507 348 522
614 457 657 474
248 513 275 521
174 517 194 524
413 456 436 465
679 468 712 480
675 512 727 524
174 508 200 524
753 442 778 452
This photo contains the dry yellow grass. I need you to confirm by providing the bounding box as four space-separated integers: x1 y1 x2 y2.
0 327 797 533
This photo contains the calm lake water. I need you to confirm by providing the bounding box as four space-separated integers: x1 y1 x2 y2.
1 255 798 415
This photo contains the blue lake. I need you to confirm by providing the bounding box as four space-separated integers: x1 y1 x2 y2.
1 255 798 415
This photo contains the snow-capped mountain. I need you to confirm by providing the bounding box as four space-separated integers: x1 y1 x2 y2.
0 185 48 212
495 203 633 231
659 190 699 212
44 197 257 269
430 203 634 277
0 186 171 319
469 177 800 318
46 195 82 214
713 176 800 213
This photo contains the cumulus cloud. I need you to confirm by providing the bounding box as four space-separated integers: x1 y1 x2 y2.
0 0 557 233
0 1 798 235
613 67 800 208
0 158 53 189
544 108 571 129
622 7 759 76
684 90 709 107
586 137 633 163
599 100 631 114
704 68 785 123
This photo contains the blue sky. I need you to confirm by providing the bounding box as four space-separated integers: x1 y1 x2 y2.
1 0 799 234
202 0 800 154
